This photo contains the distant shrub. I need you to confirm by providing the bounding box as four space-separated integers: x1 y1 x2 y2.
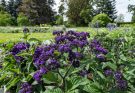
17 13 30 26
92 14 112 27
117 22 135 27
0 11 13 26
64 21 75 28
55 15 63 25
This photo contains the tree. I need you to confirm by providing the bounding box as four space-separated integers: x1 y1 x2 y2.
67 0 94 26
115 14 124 23
6 0 22 25
0 11 13 26
58 0 66 25
128 4 135 22
0 0 6 11
20 0 55 25
58 0 65 16
95 0 117 21
17 12 30 26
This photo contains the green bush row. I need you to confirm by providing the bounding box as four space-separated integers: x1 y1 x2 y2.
0 12 30 26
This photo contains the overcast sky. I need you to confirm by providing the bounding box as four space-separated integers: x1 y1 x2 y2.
54 0 135 22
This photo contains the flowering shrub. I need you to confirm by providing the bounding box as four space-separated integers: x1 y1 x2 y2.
0 29 135 93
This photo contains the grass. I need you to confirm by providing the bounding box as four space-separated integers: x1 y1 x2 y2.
0 26 133 43
0 33 54 43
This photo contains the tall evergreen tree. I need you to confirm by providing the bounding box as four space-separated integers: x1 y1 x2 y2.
20 0 55 25
0 0 6 10
128 4 135 22
6 0 22 25
95 0 117 21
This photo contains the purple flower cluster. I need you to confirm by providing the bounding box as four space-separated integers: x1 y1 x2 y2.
53 30 63 36
19 82 32 93
53 30 89 67
114 71 128 90
104 70 128 90
90 39 108 62
33 66 48 81
78 69 89 77
33 30 90 81
33 45 58 81
104 69 113 76
11 42 29 55
96 54 106 62
11 42 30 62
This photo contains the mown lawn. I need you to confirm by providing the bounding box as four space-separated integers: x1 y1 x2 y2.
0 33 54 43
0 27 130 43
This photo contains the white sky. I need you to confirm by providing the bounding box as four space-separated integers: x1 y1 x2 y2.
54 0 135 22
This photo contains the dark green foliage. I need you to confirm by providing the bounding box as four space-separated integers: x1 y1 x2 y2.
20 0 55 25
92 13 112 27
128 4 135 22
17 13 30 26
0 11 13 26
94 0 117 21
67 0 94 26
55 15 64 25
58 0 65 16
0 28 135 93
0 0 6 11
6 0 22 25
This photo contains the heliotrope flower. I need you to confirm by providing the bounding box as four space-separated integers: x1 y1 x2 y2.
79 70 88 77
33 66 48 81
90 39 101 48
11 42 30 55
104 69 113 76
58 44 71 53
53 30 63 36
116 79 128 90
33 30 90 82
14 56 24 63
47 59 60 70
19 82 32 93
33 71 42 81
74 52 83 59
114 71 123 80
95 46 108 54
96 54 106 62
39 66 48 74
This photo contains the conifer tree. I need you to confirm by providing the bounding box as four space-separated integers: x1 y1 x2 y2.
95 0 117 21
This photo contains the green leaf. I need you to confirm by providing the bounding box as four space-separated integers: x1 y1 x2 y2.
29 38 41 43
43 72 59 83
8 69 20 74
68 77 89 92
102 62 117 71
97 71 106 80
83 82 103 93
43 88 63 93
120 54 127 61
6 77 20 91
0 73 7 81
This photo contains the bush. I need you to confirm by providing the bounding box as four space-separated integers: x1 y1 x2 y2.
55 15 63 25
0 29 135 93
92 13 112 27
17 13 30 26
0 11 13 26
64 21 75 28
